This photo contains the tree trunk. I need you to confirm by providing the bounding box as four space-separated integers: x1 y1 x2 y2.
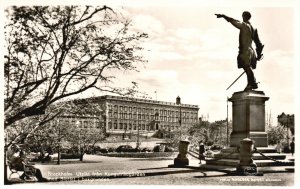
79 153 84 161
40 150 46 163
4 146 9 184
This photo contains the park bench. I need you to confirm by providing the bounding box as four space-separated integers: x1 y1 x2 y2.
22 162 37 181
7 160 20 179
7 160 37 181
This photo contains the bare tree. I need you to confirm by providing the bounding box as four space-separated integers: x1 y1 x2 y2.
277 113 294 135
5 103 64 146
4 6 148 128
21 99 107 162
67 126 106 161
188 120 231 147
267 125 286 145
188 121 211 145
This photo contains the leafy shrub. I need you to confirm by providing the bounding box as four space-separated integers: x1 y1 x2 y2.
99 152 175 158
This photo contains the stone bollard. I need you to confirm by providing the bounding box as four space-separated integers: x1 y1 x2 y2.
236 138 257 175
174 140 190 167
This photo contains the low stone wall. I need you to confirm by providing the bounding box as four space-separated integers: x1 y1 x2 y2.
95 139 165 149
98 152 176 158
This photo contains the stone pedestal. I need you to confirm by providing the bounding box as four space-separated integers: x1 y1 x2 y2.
174 140 190 167
229 91 269 147
236 138 257 175
206 90 294 168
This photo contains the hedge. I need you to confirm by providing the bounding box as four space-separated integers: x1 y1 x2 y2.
98 152 176 158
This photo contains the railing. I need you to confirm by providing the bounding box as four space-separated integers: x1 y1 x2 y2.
102 95 198 108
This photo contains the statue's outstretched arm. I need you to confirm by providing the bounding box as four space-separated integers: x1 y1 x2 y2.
215 14 241 29
215 14 236 22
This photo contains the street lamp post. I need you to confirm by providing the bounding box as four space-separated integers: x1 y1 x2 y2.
57 119 61 165
226 97 229 147
137 125 140 148
101 112 106 135
286 115 290 151
75 120 81 155
176 96 182 140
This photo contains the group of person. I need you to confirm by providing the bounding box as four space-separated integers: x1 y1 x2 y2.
7 144 48 182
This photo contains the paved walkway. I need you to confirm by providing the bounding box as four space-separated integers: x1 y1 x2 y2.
6 154 294 185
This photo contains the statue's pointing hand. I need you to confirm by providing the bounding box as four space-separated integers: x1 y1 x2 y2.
215 14 223 18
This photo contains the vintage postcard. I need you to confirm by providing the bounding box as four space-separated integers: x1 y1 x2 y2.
1 0 298 187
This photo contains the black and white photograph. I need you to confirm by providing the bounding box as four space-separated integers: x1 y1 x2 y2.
2 0 299 187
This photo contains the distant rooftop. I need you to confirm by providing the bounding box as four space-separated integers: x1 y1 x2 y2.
90 95 199 109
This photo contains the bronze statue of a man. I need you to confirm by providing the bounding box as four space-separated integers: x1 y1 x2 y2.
216 11 264 91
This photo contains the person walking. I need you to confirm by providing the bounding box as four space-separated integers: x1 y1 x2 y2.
199 140 205 164
276 141 282 154
290 137 295 156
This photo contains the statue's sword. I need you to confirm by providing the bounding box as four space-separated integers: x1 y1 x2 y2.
226 71 245 90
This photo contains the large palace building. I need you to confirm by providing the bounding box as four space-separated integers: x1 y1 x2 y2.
56 95 199 138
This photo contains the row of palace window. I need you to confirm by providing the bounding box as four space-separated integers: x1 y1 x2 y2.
107 122 179 131
108 112 197 123
108 105 197 117
54 118 185 131
108 122 153 131
56 118 104 129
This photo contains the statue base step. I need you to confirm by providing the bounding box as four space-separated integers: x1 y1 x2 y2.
230 132 268 147
206 147 294 167
173 157 189 167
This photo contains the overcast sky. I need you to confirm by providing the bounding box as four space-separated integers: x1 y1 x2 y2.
1 0 298 123
105 3 296 122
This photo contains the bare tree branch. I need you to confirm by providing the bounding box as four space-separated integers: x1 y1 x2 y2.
4 6 147 128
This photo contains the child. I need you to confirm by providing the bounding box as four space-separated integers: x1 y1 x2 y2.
276 141 282 154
